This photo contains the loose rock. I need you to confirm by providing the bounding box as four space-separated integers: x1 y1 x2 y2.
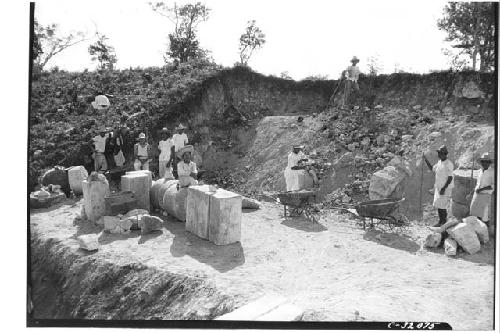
77 234 99 251
444 238 457 256
447 223 480 255
463 216 489 244
139 215 164 235
425 233 441 248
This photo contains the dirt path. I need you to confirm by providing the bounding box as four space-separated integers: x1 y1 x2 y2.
30 199 494 329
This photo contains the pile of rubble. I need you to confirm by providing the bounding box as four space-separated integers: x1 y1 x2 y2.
425 216 489 256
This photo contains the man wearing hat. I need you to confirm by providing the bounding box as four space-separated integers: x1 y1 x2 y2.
423 145 454 226
133 133 152 171
470 152 495 225
172 124 189 178
91 127 108 172
284 145 318 191
158 127 174 178
342 56 362 109
176 145 198 188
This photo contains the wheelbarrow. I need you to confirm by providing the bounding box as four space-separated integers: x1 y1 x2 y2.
277 190 320 223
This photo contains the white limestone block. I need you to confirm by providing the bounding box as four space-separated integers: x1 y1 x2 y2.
186 185 213 239
82 179 111 223
121 173 150 211
77 234 99 251
208 189 242 245
67 166 88 195
103 216 121 232
448 222 481 255
463 216 489 244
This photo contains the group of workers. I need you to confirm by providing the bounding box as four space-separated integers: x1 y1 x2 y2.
91 123 199 188
423 146 494 230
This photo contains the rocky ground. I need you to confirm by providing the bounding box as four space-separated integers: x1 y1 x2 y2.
30 198 494 329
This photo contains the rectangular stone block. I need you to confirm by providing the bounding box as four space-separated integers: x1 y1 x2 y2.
103 216 121 232
82 180 111 223
209 189 242 245
139 215 163 235
257 303 304 321
444 237 457 256
105 191 135 215
121 174 150 212
186 185 213 239
216 295 287 320
448 222 481 255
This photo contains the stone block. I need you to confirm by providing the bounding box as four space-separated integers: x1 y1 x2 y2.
126 170 153 189
124 209 149 230
103 216 121 232
29 191 66 209
369 166 406 200
139 215 164 235
118 218 133 233
444 238 457 256
425 233 442 248
105 191 136 215
216 294 287 320
121 173 150 211
451 201 469 219
463 216 489 244
161 185 189 222
82 179 111 223
77 234 99 251
209 189 242 245
257 303 304 321
451 169 478 205
67 166 89 195
186 185 212 239
448 223 480 255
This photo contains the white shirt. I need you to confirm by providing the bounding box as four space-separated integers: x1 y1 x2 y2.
172 133 188 152
346 65 361 82
136 143 149 158
287 151 306 170
433 159 454 190
476 167 494 195
93 135 106 153
158 139 173 161
177 161 197 177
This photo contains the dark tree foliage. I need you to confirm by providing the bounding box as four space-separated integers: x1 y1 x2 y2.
437 2 496 72
88 32 118 70
238 20 266 66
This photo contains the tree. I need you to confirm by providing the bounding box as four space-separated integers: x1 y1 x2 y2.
88 32 118 70
437 2 496 71
149 2 210 63
33 21 87 70
279 71 292 79
238 20 266 65
303 74 329 81
366 54 383 76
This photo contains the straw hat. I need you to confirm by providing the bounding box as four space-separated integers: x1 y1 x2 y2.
160 127 169 133
177 145 194 159
351 56 360 63
479 152 493 162
138 133 146 139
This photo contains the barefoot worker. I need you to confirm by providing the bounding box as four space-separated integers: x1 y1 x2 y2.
133 133 152 171
158 127 174 178
470 152 494 224
177 145 198 188
423 145 454 227
284 145 319 191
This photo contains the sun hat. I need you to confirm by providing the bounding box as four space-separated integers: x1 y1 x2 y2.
351 56 360 63
176 123 187 130
176 145 194 159
436 145 448 154
160 127 169 133
293 144 305 149
138 133 146 139
479 152 493 162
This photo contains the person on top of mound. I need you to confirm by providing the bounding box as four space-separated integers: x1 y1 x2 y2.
342 56 362 110
284 145 319 191
423 145 454 227
177 146 198 188
134 133 152 171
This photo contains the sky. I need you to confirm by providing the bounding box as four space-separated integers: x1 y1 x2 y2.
35 0 455 79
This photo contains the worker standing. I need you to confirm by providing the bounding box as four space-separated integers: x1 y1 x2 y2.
134 133 151 171
342 56 361 109
171 123 189 178
423 145 454 227
158 127 174 178
91 127 108 172
470 152 494 225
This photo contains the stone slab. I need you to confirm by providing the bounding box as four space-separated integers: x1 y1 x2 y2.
448 222 480 255
67 166 88 195
216 295 287 320
121 174 150 211
186 185 213 239
82 180 111 223
103 216 121 231
139 215 164 235
256 303 304 321
209 189 242 245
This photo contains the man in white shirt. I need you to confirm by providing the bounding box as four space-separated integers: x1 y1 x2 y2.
134 133 151 171
423 145 454 227
158 127 174 178
342 56 361 109
177 146 198 188
172 123 189 178
92 127 108 172
284 145 318 191
470 152 494 223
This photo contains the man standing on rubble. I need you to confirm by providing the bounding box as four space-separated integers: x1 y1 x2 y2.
342 56 361 109
423 145 454 227
91 127 108 172
470 152 494 226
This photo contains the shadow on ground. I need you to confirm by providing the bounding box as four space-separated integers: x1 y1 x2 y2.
363 229 421 253
163 219 245 273
426 239 495 266
281 217 327 232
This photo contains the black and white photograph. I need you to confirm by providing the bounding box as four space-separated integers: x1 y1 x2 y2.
24 0 497 329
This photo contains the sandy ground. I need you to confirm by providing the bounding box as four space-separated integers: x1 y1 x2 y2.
30 199 494 330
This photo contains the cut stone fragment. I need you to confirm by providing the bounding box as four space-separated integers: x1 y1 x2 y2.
121 173 150 211
444 238 458 256
463 216 489 244
139 215 164 235
77 234 99 251
425 233 442 248
447 222 481 255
